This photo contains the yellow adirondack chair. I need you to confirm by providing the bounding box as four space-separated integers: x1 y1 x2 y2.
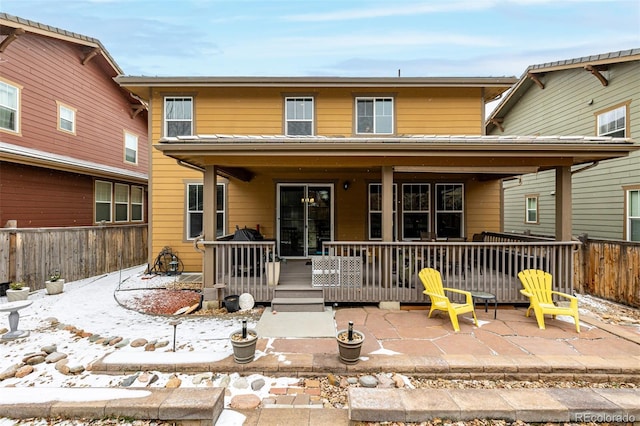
517 269 580 333
418 268 478 332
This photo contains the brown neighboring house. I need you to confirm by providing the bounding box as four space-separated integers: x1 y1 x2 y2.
0 13 148 228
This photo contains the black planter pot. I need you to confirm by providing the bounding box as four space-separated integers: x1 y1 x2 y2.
224 295 240 313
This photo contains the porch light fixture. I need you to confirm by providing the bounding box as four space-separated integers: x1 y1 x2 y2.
301 197 315 203
343 181 350 190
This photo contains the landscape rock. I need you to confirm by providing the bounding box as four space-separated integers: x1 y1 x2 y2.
0 364 19 380
251 378 265 391
229 394 261 409
130 338 148 347
165 375 182 388
45 352 68 364
68 365 85 375
120 373 140 387
359 375 378 388
41 345 57 354
232 377 249 389
25 355 46 365
15 365 34 378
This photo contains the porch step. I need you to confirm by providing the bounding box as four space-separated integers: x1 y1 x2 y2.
273 285 323 299
271 297 325 312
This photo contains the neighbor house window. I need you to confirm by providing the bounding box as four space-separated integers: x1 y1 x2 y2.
435 183 464 238
57 102 76 134
285 97 314 135
124 132 138 164
0 79 20 133
402 184 430 240
525 195 539 224
628 189 640 242
165 97 193 137
368 183 397 240
95 181 112 223
597 104 627 137
114 184 129 222
187 183 226 239
356 97 393 134
131 186 144 222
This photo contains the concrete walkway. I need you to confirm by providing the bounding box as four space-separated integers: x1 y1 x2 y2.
2 305 640 425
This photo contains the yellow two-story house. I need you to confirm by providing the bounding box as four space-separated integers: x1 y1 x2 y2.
116 76 637 306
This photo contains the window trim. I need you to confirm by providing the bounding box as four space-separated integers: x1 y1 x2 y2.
124 131 139 165
131 185 144 222
164 96 194 137
435 183 465 238
525 194 539 224
56 101 77 135
95 180 113 223
0 77 22 135
595 101 630 137
185 182 227 240
114 183 130 223
355 96 395 135
401 183 431 240
284 96 315 136
368 182 397 240
624 185 640 242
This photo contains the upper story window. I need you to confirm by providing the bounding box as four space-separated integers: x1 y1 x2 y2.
356 97 393 134
165 97 193 137
525 195 539 224
0 79 20 133
57 102 76 134
597 104 627 137
124 132 138 164
285 97 314 135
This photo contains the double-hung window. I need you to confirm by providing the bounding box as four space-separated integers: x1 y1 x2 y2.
525 195 539 224
368 183 397 240
597 104 627 137
114 184 129 222
435 183 464 238
95 181 113 223
187 183 226 239
131 186 144 222
0 80 20 133
57 102 76 134
402 184 430 240
124 132 138 164
165 97 193 137
628 189 640 242
285 97 314 135
356 97 393 134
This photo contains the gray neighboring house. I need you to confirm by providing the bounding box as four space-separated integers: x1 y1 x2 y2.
487 49 640 241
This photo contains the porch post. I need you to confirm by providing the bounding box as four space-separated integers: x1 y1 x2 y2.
555 166 572 241
381 166 394 242
203 166 217 289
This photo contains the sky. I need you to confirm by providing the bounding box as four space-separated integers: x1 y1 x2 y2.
1 0 639 79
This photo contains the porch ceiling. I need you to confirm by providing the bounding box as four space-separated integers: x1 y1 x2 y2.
155 134 638 181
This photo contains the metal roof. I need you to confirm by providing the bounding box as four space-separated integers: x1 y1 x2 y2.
0 142 148 183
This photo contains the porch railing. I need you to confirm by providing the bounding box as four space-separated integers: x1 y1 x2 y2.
202 236 579 304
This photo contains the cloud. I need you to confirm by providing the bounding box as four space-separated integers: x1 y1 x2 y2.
284 1 495 22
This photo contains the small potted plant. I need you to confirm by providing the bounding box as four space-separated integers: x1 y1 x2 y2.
45 270 65 295
336 321 365 364
229 320 258 363
6 282 30 302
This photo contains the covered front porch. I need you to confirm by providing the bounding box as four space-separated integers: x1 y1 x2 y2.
156 134 637 305
195 232 577 305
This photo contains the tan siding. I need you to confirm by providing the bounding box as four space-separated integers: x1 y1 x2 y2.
465 179 501 238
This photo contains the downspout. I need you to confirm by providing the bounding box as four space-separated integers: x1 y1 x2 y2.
176 160 205 173
571 161 599 175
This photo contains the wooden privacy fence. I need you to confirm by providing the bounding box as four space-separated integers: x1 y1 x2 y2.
574 236 640 308
0 225 147 290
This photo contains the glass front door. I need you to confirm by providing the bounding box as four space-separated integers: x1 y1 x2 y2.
278 184 333 258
